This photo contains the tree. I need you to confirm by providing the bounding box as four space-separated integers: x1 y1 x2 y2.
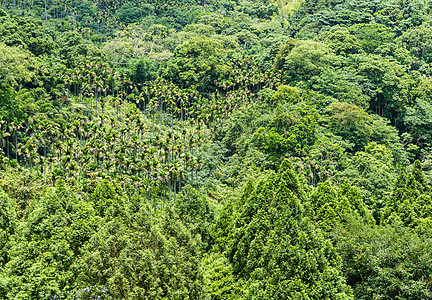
382 160 432 227
116 2 151 24
0 181 99 298
265 105 319 157
358 55 403 119
0 84 23 123
90 179 131 219
403 77 432 146
102 24 169 64
201 252 242 300
174 185 214 250
227 160 353 299
348 23 395 53
307 181 372 231
319 26 361 55
400 24 432 66
327 102 373 151
75 205 206 299
0 15 54 56
57 31 104 68
0 43 38 87
335 142 396 203
162 37 227 92
269 84 302 105
274 39 339 82
0 188 15 266
333 218 432 300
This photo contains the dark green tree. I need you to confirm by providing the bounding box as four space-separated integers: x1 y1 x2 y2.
382 160 432 227
228 160 353 299
174 185 214 250
333 218 432 300
0 181 99 299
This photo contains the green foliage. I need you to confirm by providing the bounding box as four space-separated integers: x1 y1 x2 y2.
269 84 301 105
0 84 21 123
276 40 339 82
348 23 395 53
0 181 99 298
75 207 205 299
0 15 54 56
353 54 404 120
327 102 373 151
91 179 130 220
162 37 227 92
0 188 15 266
403 77 432 146
201 252 242 300
382 160 432 227
57 31 104 68
0 43 38 87
175 185 215 250
103 23 170 63
0 168 45 219
307 181 342 231
333 219 432 300
131 58 159 84
227 160 353 299
116 2 152 24
226 103 320 161
306 181 371 231
326 102 400 151
335 142 396 203
319 27 361 55
1 0 432 297
267 105 319 156
400 24 432 66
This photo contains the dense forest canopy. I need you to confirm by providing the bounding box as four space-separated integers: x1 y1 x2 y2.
1 0 432 298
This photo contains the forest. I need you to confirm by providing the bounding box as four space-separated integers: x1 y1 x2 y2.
1 0 432 299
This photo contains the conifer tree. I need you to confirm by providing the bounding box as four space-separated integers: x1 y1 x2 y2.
382 160 432 227
228 160 353 299
0 188 15 266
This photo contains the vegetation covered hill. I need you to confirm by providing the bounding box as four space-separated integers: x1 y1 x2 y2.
1 0 432 298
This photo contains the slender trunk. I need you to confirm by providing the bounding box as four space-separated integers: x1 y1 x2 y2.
6 137 9 159
159 99 162 125
152 110 155 139
173 179 176 202
44 0 47 21
43 155 46 181
15 135 18 161
95 90 98 116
